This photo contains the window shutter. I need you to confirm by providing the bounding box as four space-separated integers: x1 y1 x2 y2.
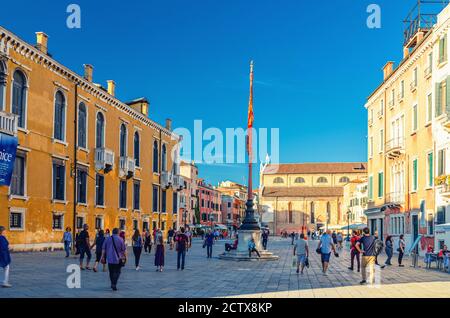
436 83 442 117
447 76 450 114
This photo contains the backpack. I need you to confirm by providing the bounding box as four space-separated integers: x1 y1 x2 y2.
374 239 384 256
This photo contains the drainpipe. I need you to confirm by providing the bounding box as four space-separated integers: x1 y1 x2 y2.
72 82 78 252
158 128 162 230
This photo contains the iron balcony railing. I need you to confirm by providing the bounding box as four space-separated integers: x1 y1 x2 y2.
386 192 405 204
95 148 115 172
0 110 18 136
385 137 406 158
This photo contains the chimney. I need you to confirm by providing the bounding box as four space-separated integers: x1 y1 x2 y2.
382 62 394 81
165 118 172 131
126 98 149 116
107 80 115 96
35 32 49 54
403 47 410 59
84 64 93 82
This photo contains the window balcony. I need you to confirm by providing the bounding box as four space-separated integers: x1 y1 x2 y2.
410 80 417 92
0 110 18 136
385 137 405 159
439 54 447 65
95 148 114 172
173 175 185 192
385 192 405 205
397 92 404 103
388 100 395 109
119 156 135 178
435 175 450 199
377 110 383 118
161 171 173 189
424 66 432 78
368 118 373 126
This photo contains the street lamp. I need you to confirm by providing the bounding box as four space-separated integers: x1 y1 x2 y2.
346 209 351 241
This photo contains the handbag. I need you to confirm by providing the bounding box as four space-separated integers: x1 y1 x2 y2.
316 247 322 255
305 257 310 268
111 236 126 267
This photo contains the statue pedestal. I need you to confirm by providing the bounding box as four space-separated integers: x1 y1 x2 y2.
218 229 279 261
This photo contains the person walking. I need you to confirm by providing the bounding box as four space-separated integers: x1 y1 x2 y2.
336 232 343 250
398 234 406 267
175 227 189 270
132 229 143 271
385 236 394 266
0 226 12 288
62 227 72 258
204 230 214 258
92 229 106 273
101 228 127 291
154 235 165 272
248 238 261 258
144 230 152 254
168 228 175 250
78 224 92 270
348 230 361 272
294 233 309 275
318 229 336 276
290 232 295 245
261 230 269 250
355 227 377 285
119 231 126 243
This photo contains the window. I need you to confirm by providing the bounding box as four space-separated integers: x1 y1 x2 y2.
134 132 140 167
380 99 384 115
52 214 63 230
368 176 373 200
427 214 434 235
12 70 27 128
427 152 434 188
119 180 127 209
438 149 446 176
133 180 140 211
119 124 127 157
427 93 433 123
412 67 418 88
9 210 24 230
379 129 384 152
391 89 395 106
412 159 418 192
53 91 66 141
161 221 166 231
294 177 305 184
0 61 6 110
95 217 103 230
161 191 166 213
53 161 65 201
390 215 405 235
152 221 157 231
412 104 418 132
439 35 447 64
153 140 159 173
10 154 25 196
96 174 105 206
143 221 149 231
436 80 446 117
369 136 373 158
78 103 87 149
400 81 404 99
427 52 433 75
317 177 328 184
162 144 167 171
202 213 207 221
133 219 138 231
173 192 178 214
201 199 205 207
273 177 284 184
77 168 88 204
378 172 383 198
436 206 446 225
76 217 84 229
119 218 126 231
96 112 105 148
152 185 159 212
339 176 350 183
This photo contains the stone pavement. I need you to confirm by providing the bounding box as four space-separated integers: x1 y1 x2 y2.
1 237 449 298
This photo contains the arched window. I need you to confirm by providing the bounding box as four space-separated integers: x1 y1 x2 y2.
317 177 328 184
339 176 350 183
54 91 66 141
134 132 140 167
0 61 6 110
12 70 27 128
78 103 87 148
273 177 284 184
96 112 105 148
162 144 167 171
294 177 305 184
119 124 127 157
153 140 159 173
310 202 315 224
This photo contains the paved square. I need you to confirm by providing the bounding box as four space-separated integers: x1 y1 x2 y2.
1 237 449 298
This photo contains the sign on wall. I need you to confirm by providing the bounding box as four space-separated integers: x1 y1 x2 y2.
0 133 18 186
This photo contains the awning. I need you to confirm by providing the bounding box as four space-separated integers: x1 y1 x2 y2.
340 223 367 231
214 224 227 230
364 207 385 219
319 225 342 230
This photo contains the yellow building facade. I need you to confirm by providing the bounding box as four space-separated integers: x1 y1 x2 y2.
0 27 183 251
259 163 367 234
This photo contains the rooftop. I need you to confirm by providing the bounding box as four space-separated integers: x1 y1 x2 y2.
263 162 367 175
262 187 344 198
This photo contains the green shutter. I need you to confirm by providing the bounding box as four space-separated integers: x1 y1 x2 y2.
436 83 442 117
413 159 418 191
446 77 450 115
428 152 434 187
378 172 383 198
369 176 373 200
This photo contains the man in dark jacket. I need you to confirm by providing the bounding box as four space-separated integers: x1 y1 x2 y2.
0 226 12 288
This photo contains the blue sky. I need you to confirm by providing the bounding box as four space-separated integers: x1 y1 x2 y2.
0 0 435 187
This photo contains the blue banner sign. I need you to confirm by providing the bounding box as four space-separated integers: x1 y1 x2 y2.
0 133 18 186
